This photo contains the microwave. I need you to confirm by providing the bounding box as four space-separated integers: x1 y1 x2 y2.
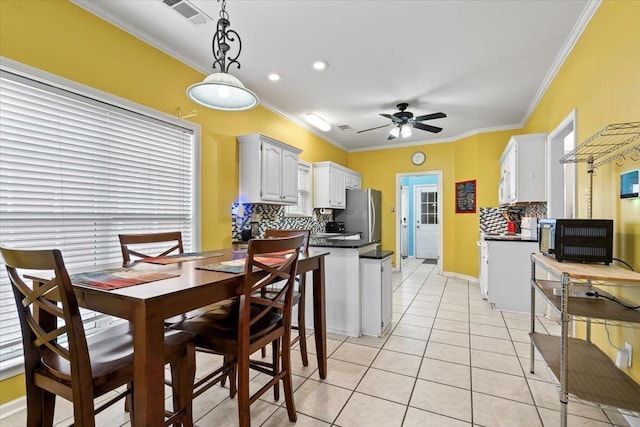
538 219 613 264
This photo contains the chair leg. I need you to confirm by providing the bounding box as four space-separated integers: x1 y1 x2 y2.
281 335 297 422
272 339 280 401
170 343 195 427
237 351 251 427
41 389 56 427
297 292 309 366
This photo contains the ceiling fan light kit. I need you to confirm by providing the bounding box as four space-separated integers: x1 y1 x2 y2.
358 102 446 141
186 0 258 111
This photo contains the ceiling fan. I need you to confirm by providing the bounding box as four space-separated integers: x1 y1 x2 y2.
357 103 447 140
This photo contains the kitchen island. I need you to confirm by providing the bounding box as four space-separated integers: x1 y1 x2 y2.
308 234 379 336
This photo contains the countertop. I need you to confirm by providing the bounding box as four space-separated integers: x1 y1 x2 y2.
360 249 394 259
481 233 538 242
309 237 379 249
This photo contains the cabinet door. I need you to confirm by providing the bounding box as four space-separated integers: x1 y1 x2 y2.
507 145 517 202
280 149 299 203
260 142 283 202
329 167 346 208
346 172 362 189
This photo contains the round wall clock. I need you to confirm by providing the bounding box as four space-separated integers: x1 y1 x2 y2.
411 151 426 165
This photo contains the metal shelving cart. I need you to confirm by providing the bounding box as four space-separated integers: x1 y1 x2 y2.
530 253 640 426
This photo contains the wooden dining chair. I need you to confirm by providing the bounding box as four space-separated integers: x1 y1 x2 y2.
1 246 196 427
118 231 184 265
170 235 304 427
262 229 311 366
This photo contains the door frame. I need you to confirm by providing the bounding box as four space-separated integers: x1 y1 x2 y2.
547 109 577 218
413 184 439 259
395 171 443 273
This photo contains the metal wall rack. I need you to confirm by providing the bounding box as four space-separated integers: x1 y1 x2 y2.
559 121 640 218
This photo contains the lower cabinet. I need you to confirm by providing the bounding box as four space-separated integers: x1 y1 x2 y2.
307 244 377 337
360 250 393 337
486 240 547 314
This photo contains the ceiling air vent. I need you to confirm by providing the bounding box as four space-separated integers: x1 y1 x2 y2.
162 0 212 26
338 125 354 132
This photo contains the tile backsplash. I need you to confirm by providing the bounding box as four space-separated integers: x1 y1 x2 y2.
479 203 547 233
231 203 332 240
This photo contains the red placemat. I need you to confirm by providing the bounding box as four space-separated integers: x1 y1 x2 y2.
71 268 179 290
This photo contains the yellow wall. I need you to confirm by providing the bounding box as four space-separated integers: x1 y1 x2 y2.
522 0 640 382
1 0 639 402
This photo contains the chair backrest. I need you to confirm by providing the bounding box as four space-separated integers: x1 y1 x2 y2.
240 236 304 342
1 247 94 398
118 231 184 265
264 229 310 255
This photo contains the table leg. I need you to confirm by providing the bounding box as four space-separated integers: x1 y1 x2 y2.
312 256 327 379
133 304 165 426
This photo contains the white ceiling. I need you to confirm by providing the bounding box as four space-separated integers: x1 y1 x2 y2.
72 0 597 151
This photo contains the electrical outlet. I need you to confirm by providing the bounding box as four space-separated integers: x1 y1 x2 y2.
552 288 598 298
625 342 633 368
615 343 633 368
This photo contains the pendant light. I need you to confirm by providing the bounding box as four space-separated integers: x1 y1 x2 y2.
186 0 258 111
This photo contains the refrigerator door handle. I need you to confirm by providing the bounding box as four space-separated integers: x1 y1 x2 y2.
369 193 375 241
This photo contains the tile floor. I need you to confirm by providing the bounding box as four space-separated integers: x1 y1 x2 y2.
1 258 637 426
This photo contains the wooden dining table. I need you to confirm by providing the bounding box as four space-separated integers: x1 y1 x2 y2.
67 248 329 426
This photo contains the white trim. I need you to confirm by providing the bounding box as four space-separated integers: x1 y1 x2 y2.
0 395 26 420
522 0 600 126
441 271 479 284
350 123 522 153
395 171 443 275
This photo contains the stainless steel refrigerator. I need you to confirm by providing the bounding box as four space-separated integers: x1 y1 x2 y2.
335 188 382 243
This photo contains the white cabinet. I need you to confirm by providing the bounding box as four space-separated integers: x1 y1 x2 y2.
361 251 393 337
313 161 361 208
486 240 547 314
345 171 362 189
498 133 547 205
307 243 377 337
237 133 302 205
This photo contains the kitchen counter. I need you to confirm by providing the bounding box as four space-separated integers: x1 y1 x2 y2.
360 249 394 259
309 232 377 249
481 233 538 242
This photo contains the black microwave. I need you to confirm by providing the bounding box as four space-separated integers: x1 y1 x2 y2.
538 219 613 264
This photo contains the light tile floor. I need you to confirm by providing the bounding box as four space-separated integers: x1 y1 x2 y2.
2 258 637 426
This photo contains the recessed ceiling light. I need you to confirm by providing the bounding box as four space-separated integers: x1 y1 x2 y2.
305 113 331 132
312 60 329 71
268 73 281 82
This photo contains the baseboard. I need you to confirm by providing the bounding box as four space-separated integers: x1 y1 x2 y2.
0 396 26 420
623 412 640 427
442 270 479 283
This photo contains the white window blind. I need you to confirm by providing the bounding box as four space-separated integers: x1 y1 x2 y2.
0 69 196 372
285 161 312 217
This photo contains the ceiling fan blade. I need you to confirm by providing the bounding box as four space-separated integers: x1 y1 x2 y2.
415 112 447 121
357 124 390 133
387 132 398 141
380 114 394 119
414 122 443 133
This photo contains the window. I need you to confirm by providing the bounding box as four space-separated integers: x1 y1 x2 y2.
284 160 312 217
0 62 200 377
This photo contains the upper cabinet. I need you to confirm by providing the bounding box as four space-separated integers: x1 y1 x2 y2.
498 133 547 205
313 161 362 208
237 133 302 205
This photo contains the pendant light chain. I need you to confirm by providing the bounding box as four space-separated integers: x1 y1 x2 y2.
212 0 242 74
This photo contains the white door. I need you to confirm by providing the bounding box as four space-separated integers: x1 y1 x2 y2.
401 186 408 257
414 185 439 259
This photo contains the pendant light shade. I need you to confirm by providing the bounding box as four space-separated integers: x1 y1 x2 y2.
187 72 258 111
186 0 258 112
